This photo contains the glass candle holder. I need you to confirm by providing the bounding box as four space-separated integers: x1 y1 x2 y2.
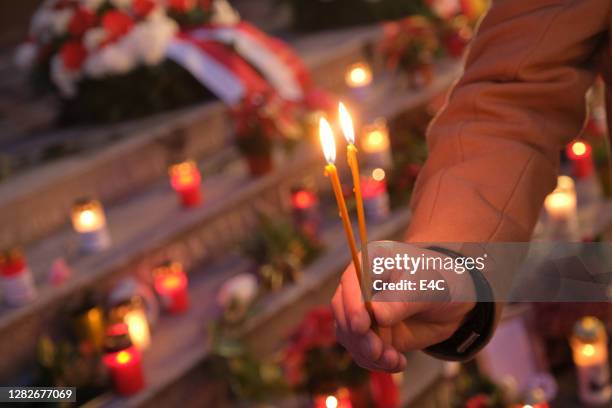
566 140 594 179
109 297 151 351
291 187 321 239
571 316 611 406
152 261 189 314
543 176 580 240
361 119 392 170
361 169 390 221
0 248 36 307
71 198 111 253
102 323 145 395
169 160 203 208
73 304 105 352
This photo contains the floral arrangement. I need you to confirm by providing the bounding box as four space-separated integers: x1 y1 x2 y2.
283 308 370 398
378 15 441 86
377 6 474 86
15 0 239 124
241 213 323 291
232 93 301 176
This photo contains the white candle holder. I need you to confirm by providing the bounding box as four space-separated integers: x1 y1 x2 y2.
543 176 580 241
71 199 112 253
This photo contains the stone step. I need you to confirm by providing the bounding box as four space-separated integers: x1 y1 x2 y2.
84 209 413 408
0 59 459 380
0 144 322 381
0 26 384 248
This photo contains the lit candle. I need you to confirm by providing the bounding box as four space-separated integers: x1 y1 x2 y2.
71 198 111 253
169 160 203 208
566 140 594 179
110 297 151 351
291 187 321 239
152 261 189 314
361 119 392 170
339 103 369 269
102 323 145 395
543 176 580 240
0 248 36 307
362 168 391 221
345 62 373 89
73 305 105 352
570 316 611 406
314 388 352 408
319 117 362 282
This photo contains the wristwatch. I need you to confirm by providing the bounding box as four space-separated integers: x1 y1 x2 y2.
423 246 496 361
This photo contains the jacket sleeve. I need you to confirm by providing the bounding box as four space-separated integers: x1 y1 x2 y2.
406 0 609 243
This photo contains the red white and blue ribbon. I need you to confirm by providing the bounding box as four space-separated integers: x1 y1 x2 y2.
166 22 312 106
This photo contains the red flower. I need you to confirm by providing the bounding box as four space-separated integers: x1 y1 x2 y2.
133 0 156 17
102 10 134 41
465 394 491 408
68 8 97 37
60 41 87 71
168 0 196 12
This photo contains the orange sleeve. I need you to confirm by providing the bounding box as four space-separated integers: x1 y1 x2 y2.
407 0 609 243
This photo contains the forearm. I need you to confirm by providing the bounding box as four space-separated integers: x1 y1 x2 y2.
407 0 607 244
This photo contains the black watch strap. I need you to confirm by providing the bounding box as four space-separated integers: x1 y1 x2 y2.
423 246 496 361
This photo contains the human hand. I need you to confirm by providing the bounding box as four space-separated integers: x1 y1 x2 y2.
331 246 476 372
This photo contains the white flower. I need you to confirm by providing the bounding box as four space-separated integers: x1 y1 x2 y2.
430 0 461 19
51 56 80 98
84 43 137 78
83 28 107 52
217 274 258 308
14 43 39 69
80 0 106 12
210 0 240 26
51 9 74 36
110 0 133 10
125 15 177 66
30 9 53 38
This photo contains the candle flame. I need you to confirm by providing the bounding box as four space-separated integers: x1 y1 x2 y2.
372 168 386 181
338 102 355 145
582 343 595 357
319 117 336 164
79 209 97 228
346 62 372 88
325 396 338 408
116 350 131 364
571 141 587 156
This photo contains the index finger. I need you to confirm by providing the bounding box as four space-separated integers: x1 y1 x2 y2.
341 261 371 335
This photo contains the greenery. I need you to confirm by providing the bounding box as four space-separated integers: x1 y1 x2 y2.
241 213 323 290
205 333 290 403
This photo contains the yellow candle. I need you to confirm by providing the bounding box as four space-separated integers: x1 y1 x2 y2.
319 118 362 280
339 103 369 293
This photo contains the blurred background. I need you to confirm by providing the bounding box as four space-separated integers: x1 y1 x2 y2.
0 1 610 407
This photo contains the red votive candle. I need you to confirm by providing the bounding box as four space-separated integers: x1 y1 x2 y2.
566 140 594 179
0 248 36 307
291 188 321 238
102 324 145 396
153 262 189 314
169 160 203 208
